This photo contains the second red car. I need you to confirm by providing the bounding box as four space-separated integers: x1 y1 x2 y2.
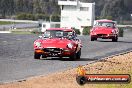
90 19 119 42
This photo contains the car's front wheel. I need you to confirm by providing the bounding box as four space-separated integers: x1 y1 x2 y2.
76 49 81 59
34 53 41 59
70 53 77 61
112 36 118 42
91 37 97 41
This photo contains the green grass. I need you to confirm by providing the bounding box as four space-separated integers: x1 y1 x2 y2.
0 21 13 25
11 28 40 34
0 21 24 25
11 31 33 34
10 28 40 34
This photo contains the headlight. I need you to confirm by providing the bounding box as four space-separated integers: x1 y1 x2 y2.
35 42 41 48
67 43 73 49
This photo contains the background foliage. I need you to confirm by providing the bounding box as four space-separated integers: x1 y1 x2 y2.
0 0 132 22
82 26 91 35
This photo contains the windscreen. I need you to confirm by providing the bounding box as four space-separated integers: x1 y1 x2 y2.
43 30 73 38
96 22 115 28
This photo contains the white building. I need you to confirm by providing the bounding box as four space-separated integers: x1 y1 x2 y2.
41 22 60 32
58 0 95 30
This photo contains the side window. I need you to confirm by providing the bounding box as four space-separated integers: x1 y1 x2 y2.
68 32 73 36
43 31 50 38
56 31 63 37
68 31 77 40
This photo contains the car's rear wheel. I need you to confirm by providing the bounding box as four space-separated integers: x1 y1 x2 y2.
76 49 81 59
34 53 41 59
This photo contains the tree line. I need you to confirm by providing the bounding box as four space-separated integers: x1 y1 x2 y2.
0 0 132 22
0 0 60 21
82 0 132 22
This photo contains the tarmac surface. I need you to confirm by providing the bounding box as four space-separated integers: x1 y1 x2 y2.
0 29 132 83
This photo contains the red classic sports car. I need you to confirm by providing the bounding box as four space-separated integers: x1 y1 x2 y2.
34 28 82 60
90 19 119 42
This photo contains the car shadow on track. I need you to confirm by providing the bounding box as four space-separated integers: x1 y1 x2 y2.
117 41 132 43
74 58 99 61
97 40 132 43
96 40 114 42
38 57 99 61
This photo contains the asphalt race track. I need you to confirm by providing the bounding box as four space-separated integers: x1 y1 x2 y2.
0 29 132 83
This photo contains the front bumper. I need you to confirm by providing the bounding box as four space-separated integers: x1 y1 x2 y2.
35 48 74 57
91 34 117 39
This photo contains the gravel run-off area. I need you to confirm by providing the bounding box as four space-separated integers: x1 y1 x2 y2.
0 52 132 88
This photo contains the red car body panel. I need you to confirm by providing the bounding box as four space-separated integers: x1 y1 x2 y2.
34 38 72 49
34 38 77 55
91 27 113 34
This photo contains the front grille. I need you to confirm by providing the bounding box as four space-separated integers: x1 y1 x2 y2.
43 48 62 53
97 34 107 37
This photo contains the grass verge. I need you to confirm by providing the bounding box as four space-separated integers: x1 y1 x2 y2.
11 31 32 34
10 28 40 34
0 21 20 25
